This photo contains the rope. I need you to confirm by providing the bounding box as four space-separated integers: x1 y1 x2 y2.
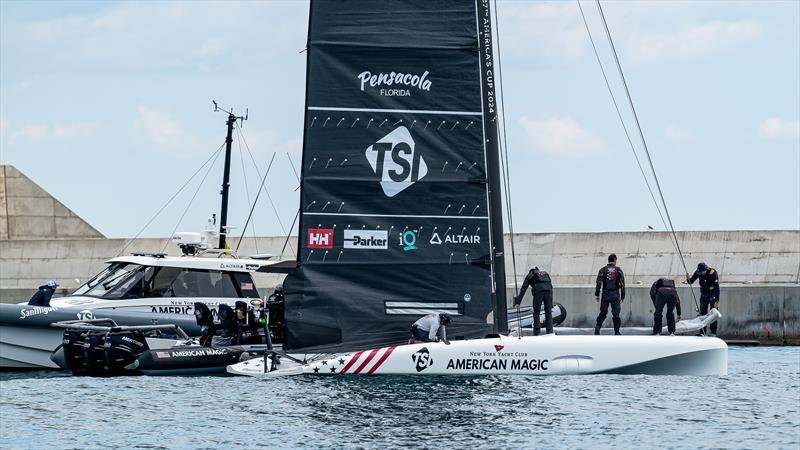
116 143 225 256
491 0 519 296
577 0 669 234
161 145 224 253
235 125 291 243
236 152 277 253
592 0 699 311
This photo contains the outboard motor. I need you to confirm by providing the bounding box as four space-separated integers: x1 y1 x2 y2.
215 304 236 346
234 301 261 345
56 329 149 377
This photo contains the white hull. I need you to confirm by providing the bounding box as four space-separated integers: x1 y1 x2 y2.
227 334 728 377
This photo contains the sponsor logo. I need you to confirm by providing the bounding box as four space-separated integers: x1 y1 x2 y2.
245 264 260 271
400 230 417 251
344 230 388 249
169 348 228 358
358 70 431 97
412 347 433 372
219 262 245 269
307 228 334 249
19 306 57 319
151 305 193 315
120 336 146 348
76 310 94 321
464 293 472 302
365 126 428 197
446 350 548 372
429 231 480 245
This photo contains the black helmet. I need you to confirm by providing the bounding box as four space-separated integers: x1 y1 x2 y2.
439 313 452 326
697 262 708 274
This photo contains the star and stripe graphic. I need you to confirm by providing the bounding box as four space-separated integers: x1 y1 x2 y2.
307 346 397 375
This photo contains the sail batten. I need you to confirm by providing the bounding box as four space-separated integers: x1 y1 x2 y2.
284 0 505 351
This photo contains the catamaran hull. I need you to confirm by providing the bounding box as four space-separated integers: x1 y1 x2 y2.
228 335 727 377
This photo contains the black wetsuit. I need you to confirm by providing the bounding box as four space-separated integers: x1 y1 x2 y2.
514 268 554 335
688 268 721 335
650 278 682 334
595 264 626 334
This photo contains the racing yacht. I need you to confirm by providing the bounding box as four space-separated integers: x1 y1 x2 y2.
226 0 727 378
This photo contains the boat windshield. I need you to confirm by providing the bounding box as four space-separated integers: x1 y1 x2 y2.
73 263 260 300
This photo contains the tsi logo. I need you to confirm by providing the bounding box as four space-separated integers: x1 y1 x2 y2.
411 347 433 372
307 228 334 249
365 126 428 198
344 230 388 249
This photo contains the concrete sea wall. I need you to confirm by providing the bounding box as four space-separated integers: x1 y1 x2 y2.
1 231 798 343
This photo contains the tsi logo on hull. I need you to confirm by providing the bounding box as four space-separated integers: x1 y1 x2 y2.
307 228 334 249
411 347 433 372
365 126 428 197
344 230 388 249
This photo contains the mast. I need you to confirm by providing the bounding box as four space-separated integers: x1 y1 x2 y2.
213 101 247 250
477 0 508 333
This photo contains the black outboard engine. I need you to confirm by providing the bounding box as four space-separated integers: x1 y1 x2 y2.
216 304 236 345
234 301 261 345
58 329 149 377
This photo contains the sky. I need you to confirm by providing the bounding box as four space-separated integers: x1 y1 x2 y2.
1 0 798 239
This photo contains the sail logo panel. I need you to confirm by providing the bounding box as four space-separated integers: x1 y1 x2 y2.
285 0 499 351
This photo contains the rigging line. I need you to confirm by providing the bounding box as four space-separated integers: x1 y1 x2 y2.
492 0 519 293
594 0 698 310
235 124 291 241
117 143 225 256
287 152 301 183
236 129 259 254
236 152 277 253
279 208 300 261
161 145 224 253
577 0 669 235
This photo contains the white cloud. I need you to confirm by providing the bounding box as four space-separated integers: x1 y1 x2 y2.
135 106 199 149
518 116 605 156
628 20 762 63
665 125 695 143
6 121 98 143
759 117 800 139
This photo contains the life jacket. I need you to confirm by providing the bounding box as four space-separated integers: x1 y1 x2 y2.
603 266 622 291
530 269 552 286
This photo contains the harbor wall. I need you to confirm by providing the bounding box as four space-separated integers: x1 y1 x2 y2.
1 231 798 343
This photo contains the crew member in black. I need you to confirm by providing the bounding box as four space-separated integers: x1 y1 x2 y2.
687 262 721 336
594 254 626 335
27 280 59 306
513 266 554 335
649 278 682 335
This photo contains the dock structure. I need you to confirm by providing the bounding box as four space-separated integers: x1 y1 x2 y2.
1 165 798 343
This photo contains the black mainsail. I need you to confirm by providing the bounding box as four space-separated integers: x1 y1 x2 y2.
284 0 507 351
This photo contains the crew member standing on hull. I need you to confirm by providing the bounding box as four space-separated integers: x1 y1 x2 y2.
649 278 682 335
513 266 554 335
687 262 721 336
594 254 626 335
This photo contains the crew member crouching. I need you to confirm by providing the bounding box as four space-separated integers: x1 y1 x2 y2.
649 278 682 335
409 313 451 345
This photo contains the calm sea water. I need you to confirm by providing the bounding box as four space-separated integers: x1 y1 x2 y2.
1 347 798 449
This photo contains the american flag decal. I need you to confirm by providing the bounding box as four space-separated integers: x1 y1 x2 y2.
240 282 254 290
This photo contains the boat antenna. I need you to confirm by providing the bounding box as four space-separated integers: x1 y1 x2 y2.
581 1 699 312
213 100 248 250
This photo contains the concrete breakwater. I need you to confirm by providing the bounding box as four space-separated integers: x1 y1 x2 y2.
1 231 798 344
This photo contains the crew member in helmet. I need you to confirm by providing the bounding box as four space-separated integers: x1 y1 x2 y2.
687 262 721 336
513 266 554 335
649 278 682 335
409 313 451 344
27 280 59 306
594 254 626 335
267 282 286 343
